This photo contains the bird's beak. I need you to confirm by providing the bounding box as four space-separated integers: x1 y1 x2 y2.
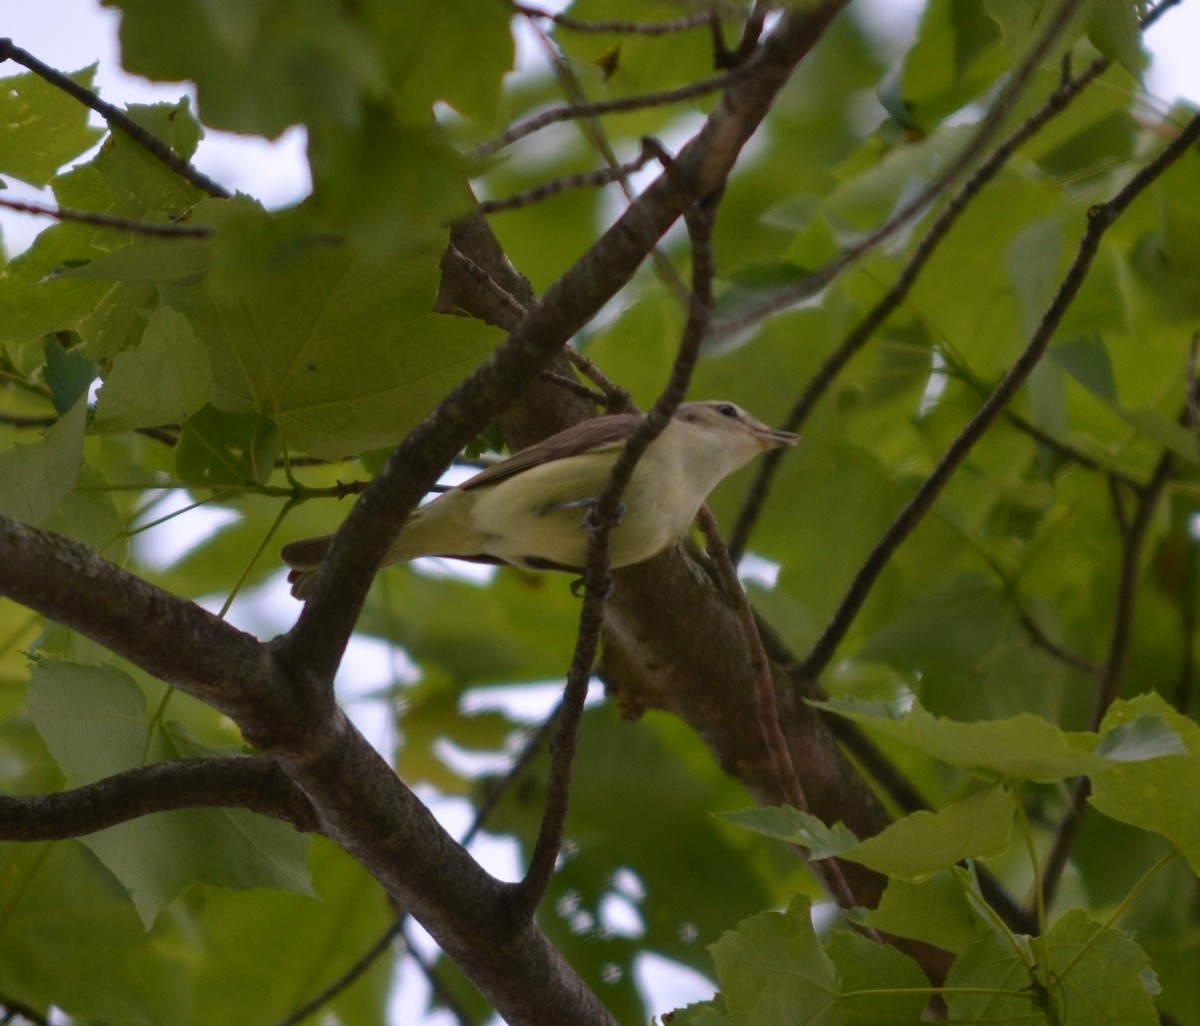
751 425 799 450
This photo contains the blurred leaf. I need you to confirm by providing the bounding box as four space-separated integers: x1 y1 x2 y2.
1050 334 1118 402
0 398 85 524
43 334 98 414
107 0 387 137
26 660 313 927
0 65 104 186
95 305 212 430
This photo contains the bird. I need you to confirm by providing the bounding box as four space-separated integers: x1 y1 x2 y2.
281 400 797 599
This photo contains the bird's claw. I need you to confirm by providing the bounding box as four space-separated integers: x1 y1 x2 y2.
581 499 626 533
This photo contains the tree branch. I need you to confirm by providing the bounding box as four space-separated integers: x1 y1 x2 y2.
0 38 229 200
797 108 1200 687
0 757 319 840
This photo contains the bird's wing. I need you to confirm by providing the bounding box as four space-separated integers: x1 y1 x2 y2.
458 413 642 492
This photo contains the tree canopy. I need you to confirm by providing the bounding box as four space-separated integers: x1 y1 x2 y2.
1 2 1199 1025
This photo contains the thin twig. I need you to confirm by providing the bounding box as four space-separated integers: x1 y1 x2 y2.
697 507 871 920
269 922 406 1026
473 67 747 160
563 349 633 411
728 33 1111 561
516 192 722 911
511 3 719 36
441 244 531 326
711 0 1091 349
523 23 689 305
0 195 211 237
478 144 658 214
1037 446 1177 913
0 38 229 200
796 108 1200 687
537 369 609 405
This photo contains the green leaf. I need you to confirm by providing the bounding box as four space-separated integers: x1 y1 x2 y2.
1085 0 1146 76
26 660 149 783
174 404 282 487
709 895 840 1026
0 66 105 186
841 785 1016 881
718 805 858 860
812 698 1115 782
1090 694 1200 872
93 100 205 219
43 335 98 414
26 661 313 927
55 236 212 284
985 0 1085 70
0 398 86 524
94 304 213 430
1050 334 1118 402
665 999 734 1026
0 839 191 1025
367 0 515 129
880 0 1005 131
827 930 929 1025
865 870 992 954
945 908 1158 1024
161 236 498 459
108 0 387 137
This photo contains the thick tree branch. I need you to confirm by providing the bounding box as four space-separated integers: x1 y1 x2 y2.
0 757 318 839
0 516 301 742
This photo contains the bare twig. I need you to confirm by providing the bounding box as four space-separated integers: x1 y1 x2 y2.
564 349 633 410
697 507 871 919
0 757 319 840
728 28 1111 561
473 67 747 160
1037 445 1177 912
523 23 689 305
0 38 229 200
511 3 719 36
516 192 723 911
711 0 1091 349
0 195 211 237
270 921 406 1026
797 109 1200 687
478 144 658 214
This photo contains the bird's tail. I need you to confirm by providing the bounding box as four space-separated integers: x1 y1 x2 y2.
280 535 333 599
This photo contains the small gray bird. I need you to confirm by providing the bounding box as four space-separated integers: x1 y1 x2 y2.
282 400 796 598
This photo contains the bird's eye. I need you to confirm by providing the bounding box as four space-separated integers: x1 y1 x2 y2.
715 403 738 418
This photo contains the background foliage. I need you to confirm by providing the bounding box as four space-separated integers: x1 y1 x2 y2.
1 1 1199 1024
